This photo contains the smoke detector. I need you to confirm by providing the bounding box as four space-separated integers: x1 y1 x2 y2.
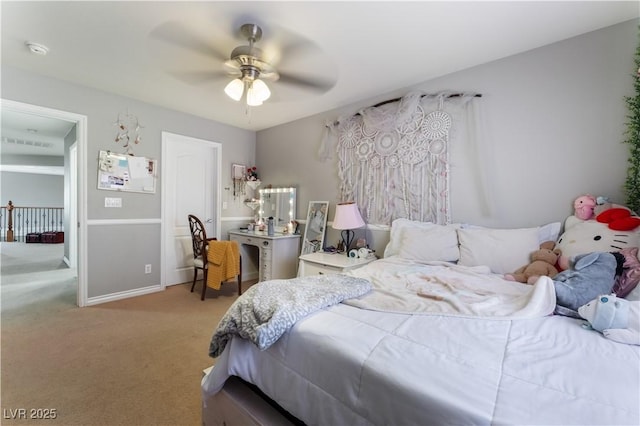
26 42 49 55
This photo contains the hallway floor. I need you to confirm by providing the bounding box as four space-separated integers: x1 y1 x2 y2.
0 241 76 312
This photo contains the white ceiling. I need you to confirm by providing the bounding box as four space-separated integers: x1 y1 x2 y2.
1 110 73 157
1 0 638 141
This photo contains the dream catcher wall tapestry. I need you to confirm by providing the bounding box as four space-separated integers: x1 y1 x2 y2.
321 91 484 226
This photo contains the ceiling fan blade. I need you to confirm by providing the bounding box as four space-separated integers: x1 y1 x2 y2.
257 22 321 66
169 70 233 86
223 59 241 73
260 70 280 82
277 71 336 93
150 21 228 62
275 39 318 64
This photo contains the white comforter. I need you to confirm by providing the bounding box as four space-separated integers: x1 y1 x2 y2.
202 257 640 425
345 256 556 318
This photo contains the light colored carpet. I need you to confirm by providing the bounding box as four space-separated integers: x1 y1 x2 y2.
1 242 247 425
1 241 69 274
1 242 76 312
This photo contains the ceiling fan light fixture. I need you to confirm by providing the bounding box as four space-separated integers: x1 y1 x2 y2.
246 91 263 107
251 79 271 102
224 78 244 101
246 84 265 107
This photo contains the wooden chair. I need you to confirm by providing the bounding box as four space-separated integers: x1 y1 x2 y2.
187 214 242 300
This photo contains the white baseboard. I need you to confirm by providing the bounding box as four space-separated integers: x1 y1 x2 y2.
85 285 163 306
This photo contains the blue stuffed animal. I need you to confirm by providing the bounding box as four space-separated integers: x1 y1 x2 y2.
578 294 640 346
553 252 617 313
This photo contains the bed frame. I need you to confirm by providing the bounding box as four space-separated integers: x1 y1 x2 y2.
202 368 301 426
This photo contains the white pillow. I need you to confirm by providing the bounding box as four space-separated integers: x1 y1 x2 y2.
539 222 562 244
461 222 561 245
384 219 434 258
397 224 460 262
457 227 540 274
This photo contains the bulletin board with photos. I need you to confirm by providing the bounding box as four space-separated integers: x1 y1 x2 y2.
97 150 156 193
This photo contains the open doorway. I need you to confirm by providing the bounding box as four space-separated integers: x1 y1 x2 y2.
0 99 88 307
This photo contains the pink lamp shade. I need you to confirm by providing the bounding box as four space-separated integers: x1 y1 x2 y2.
332 202 365 253
332 202 365 230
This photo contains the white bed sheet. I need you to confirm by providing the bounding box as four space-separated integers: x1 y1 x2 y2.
203 258 640 425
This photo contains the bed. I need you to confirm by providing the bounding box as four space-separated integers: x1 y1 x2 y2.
202 219 640 425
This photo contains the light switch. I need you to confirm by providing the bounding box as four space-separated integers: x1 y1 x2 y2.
105 197 122 208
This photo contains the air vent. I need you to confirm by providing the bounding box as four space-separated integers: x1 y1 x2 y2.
1 136 54 149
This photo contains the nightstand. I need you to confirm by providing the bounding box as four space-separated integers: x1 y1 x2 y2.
298 252 376 277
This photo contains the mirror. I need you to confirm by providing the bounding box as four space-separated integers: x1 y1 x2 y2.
258 187 296 229
301 201 329 255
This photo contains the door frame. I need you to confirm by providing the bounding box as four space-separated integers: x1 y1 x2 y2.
160 131 222 288
1 99 88 307
69 142 78 269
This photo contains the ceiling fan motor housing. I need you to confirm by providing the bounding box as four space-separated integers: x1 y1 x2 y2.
239 23 262 43
241 66 260 81
227 45 278 81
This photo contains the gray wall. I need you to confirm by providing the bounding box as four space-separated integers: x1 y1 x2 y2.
1 67 256 300
0 171 63 206
87 224 160 298
1 154 63 167
257 19 639 255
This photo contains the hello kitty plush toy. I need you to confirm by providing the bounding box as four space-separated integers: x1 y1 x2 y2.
555 215 640 271
573 195 596 220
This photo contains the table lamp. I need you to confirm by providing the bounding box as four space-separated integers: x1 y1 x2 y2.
332 202 365 254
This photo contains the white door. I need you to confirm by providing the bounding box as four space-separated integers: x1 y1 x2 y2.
162 132 221 286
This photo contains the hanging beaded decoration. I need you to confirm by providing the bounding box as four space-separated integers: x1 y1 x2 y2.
114 111 143 155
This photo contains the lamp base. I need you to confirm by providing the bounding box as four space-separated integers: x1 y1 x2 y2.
341 229 355 255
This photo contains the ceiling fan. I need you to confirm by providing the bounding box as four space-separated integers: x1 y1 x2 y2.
223 23 279 106
150 21 336 107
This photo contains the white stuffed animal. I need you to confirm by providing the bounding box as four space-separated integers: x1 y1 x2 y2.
578 294 640 345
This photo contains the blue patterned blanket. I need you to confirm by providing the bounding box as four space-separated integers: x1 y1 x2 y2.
209 274 372 357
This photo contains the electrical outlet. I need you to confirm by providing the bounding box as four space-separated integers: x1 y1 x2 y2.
222 201 228 210
145 264 152 274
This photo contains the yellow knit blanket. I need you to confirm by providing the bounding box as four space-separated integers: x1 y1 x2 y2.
206 241 240 290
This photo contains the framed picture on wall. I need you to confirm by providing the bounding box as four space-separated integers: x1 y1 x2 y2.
231 163 245 180
301 201 329 255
